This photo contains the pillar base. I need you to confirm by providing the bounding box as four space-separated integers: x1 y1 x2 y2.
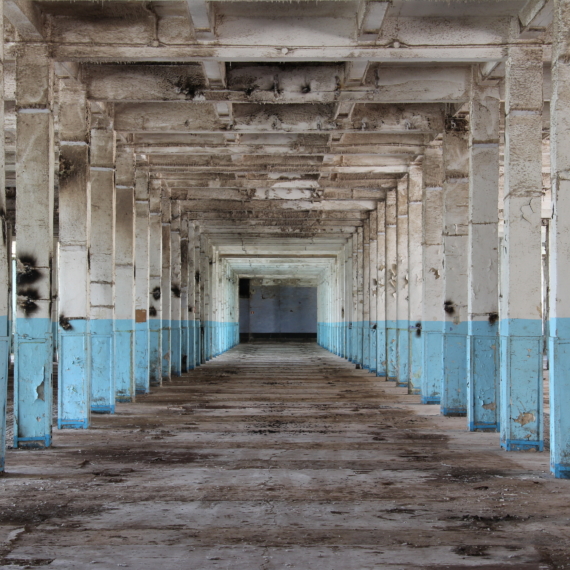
553 464 570 479
116 396 134 403
501 439 543 452
469 422 499 432
92 405 115 414
421 396 440 405
442 407 466 417
15 435 51 449
58 419 89 429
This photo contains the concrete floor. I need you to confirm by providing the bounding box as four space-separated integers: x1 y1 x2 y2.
0 343 569 569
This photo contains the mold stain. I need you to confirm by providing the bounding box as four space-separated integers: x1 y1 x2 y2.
152 287 161 300
149 306 157 317
171 285 181 298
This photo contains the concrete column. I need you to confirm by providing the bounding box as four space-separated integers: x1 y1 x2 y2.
343 240 352 359
180 215 189 372
396 176 410 388
170 201 182 376
549 0 570 477
0 3 9 469
114 148 136 402
369 212 378 373
14 44 55 448
363 219 371 369
194 225 202 365
90 121 116 414
421 146 445 404
376 201 387 377
500 46 544 451
467 77 501 431
441 130 469 416
350 234 358 362
148 180 163 385
356 226 364 367
200 234 208 362
408 163 424 394
187 221 196 369
385 189 398 380
57 81 91 429
134 169 150 394
161 187 172 379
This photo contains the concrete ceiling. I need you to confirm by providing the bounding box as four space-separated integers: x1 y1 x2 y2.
3 0 553 284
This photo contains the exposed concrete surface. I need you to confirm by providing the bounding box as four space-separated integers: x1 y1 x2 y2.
0 343 569 569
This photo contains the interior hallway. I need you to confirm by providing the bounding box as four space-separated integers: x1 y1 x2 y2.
1 343 568 569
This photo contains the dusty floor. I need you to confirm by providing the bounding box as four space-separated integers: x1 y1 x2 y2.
0 342 569 569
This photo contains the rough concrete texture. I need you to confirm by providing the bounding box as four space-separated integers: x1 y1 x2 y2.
1 343 568 569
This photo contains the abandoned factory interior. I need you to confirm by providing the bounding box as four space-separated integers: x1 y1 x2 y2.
2 0 570 567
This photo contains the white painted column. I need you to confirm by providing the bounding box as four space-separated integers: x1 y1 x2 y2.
408 163 424 394
134 168 150 394
14 44 55 448
385 189 398 380
549 0 570 477
421 145 445 404
0 5 9 469
161 186 172 379
187 221 197 368
114 147 136 402
500 46 544 451
356 226 364 367
376 201 387 377
180 215 190 372
467 77 501 431
200 234 208 361
148 179 163 385
369 211 378 373
89 121 116 413
170 201 182 375
57 80 91 429
396 175 410 388
441 130 469 416
363 219 371 369
350 233 358 362
194 225 202 365
343 240 352 359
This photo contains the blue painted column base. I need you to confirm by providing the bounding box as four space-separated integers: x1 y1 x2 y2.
499 319 543 453
91 319 115 414
14 318 54 449
92 405 115 414
501 440 544 452
421 396 441 405
58 319 90 430
441 324 468 417
171 321 182 376
386 323 397 381
162 323 171 380
470 422 500 432
135 321 150 395
467 323 499 433
421 325 444 404
114 320 136 403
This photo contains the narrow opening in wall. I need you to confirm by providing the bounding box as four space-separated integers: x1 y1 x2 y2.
239 278 251 298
